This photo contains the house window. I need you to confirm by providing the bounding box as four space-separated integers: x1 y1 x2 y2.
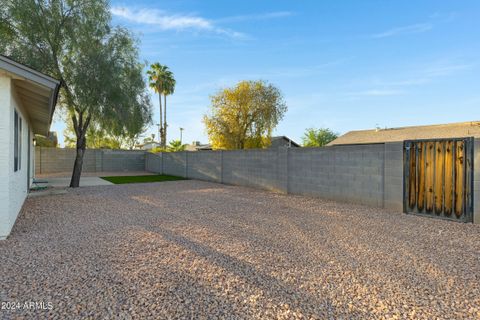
14 110 22 172
19 116 22 170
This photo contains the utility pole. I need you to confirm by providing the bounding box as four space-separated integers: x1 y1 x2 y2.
180 127 184 144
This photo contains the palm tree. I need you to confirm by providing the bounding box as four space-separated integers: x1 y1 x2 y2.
146 63 173 147
167 139 186 152
162 70 176 146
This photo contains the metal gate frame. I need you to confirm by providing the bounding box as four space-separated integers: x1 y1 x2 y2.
403 137 474 222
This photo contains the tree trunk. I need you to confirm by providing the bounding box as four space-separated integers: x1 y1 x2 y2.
69 131 86 187
158 92 163 146
163 94 167 147
69 112 91 188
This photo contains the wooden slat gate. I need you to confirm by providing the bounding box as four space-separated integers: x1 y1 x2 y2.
403 138 474 222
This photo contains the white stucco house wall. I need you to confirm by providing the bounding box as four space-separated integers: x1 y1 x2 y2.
0 55 60 239
136 141 161 151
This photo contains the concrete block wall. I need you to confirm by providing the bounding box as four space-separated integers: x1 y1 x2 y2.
383 142 404 211
100 150 145 172
153 144 405 209
222 149 285 192
145 153 162 173
287 147 335 199
335 145 385 207
162 152 187 178
35 147 146 174
287 144 385 207
276 147 288 193
187 151 222 182
35 147 96 173
36 141 479 221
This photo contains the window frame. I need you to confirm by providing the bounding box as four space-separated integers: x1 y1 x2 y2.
14 110 18 172
13 110 22 172
19 116 22 171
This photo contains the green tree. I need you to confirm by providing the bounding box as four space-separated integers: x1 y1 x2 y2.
142 134 156 144
64 120 147 150
203 80 287 150
149 146 166 153
167 139 186 152
64 121 122 149
162 73 176 147
301 128 338 147
147 63 176 148
35 133 58 147
1 0 152 187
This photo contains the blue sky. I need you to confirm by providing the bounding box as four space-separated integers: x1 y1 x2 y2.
52 0 480 146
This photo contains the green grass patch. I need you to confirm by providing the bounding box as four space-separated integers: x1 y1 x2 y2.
100 174 186 184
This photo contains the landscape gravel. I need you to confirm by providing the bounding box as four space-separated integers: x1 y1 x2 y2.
0 180 479 319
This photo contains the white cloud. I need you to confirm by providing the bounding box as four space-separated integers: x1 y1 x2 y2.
347 89 404 97
111 7 210 30
111 6 246 39
370 23 433 38
372 62 475 88
429 11 458 23
181 59 349 87
424 63 473 77
346 61 475 99
215 11 294 23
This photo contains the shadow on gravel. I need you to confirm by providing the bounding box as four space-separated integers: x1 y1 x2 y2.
141 224 374 319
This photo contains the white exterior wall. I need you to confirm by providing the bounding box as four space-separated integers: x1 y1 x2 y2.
0 75 11 238
0 74 34 239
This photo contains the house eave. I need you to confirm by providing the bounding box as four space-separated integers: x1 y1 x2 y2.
0 55 60 135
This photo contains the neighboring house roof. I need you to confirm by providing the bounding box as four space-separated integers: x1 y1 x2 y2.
185 141 212 151
270 136 300 148
196 144 213 150
136 142 161 150
328 121 480 146
0 55 60 136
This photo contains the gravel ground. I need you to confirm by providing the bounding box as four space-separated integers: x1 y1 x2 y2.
1 180 479 319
